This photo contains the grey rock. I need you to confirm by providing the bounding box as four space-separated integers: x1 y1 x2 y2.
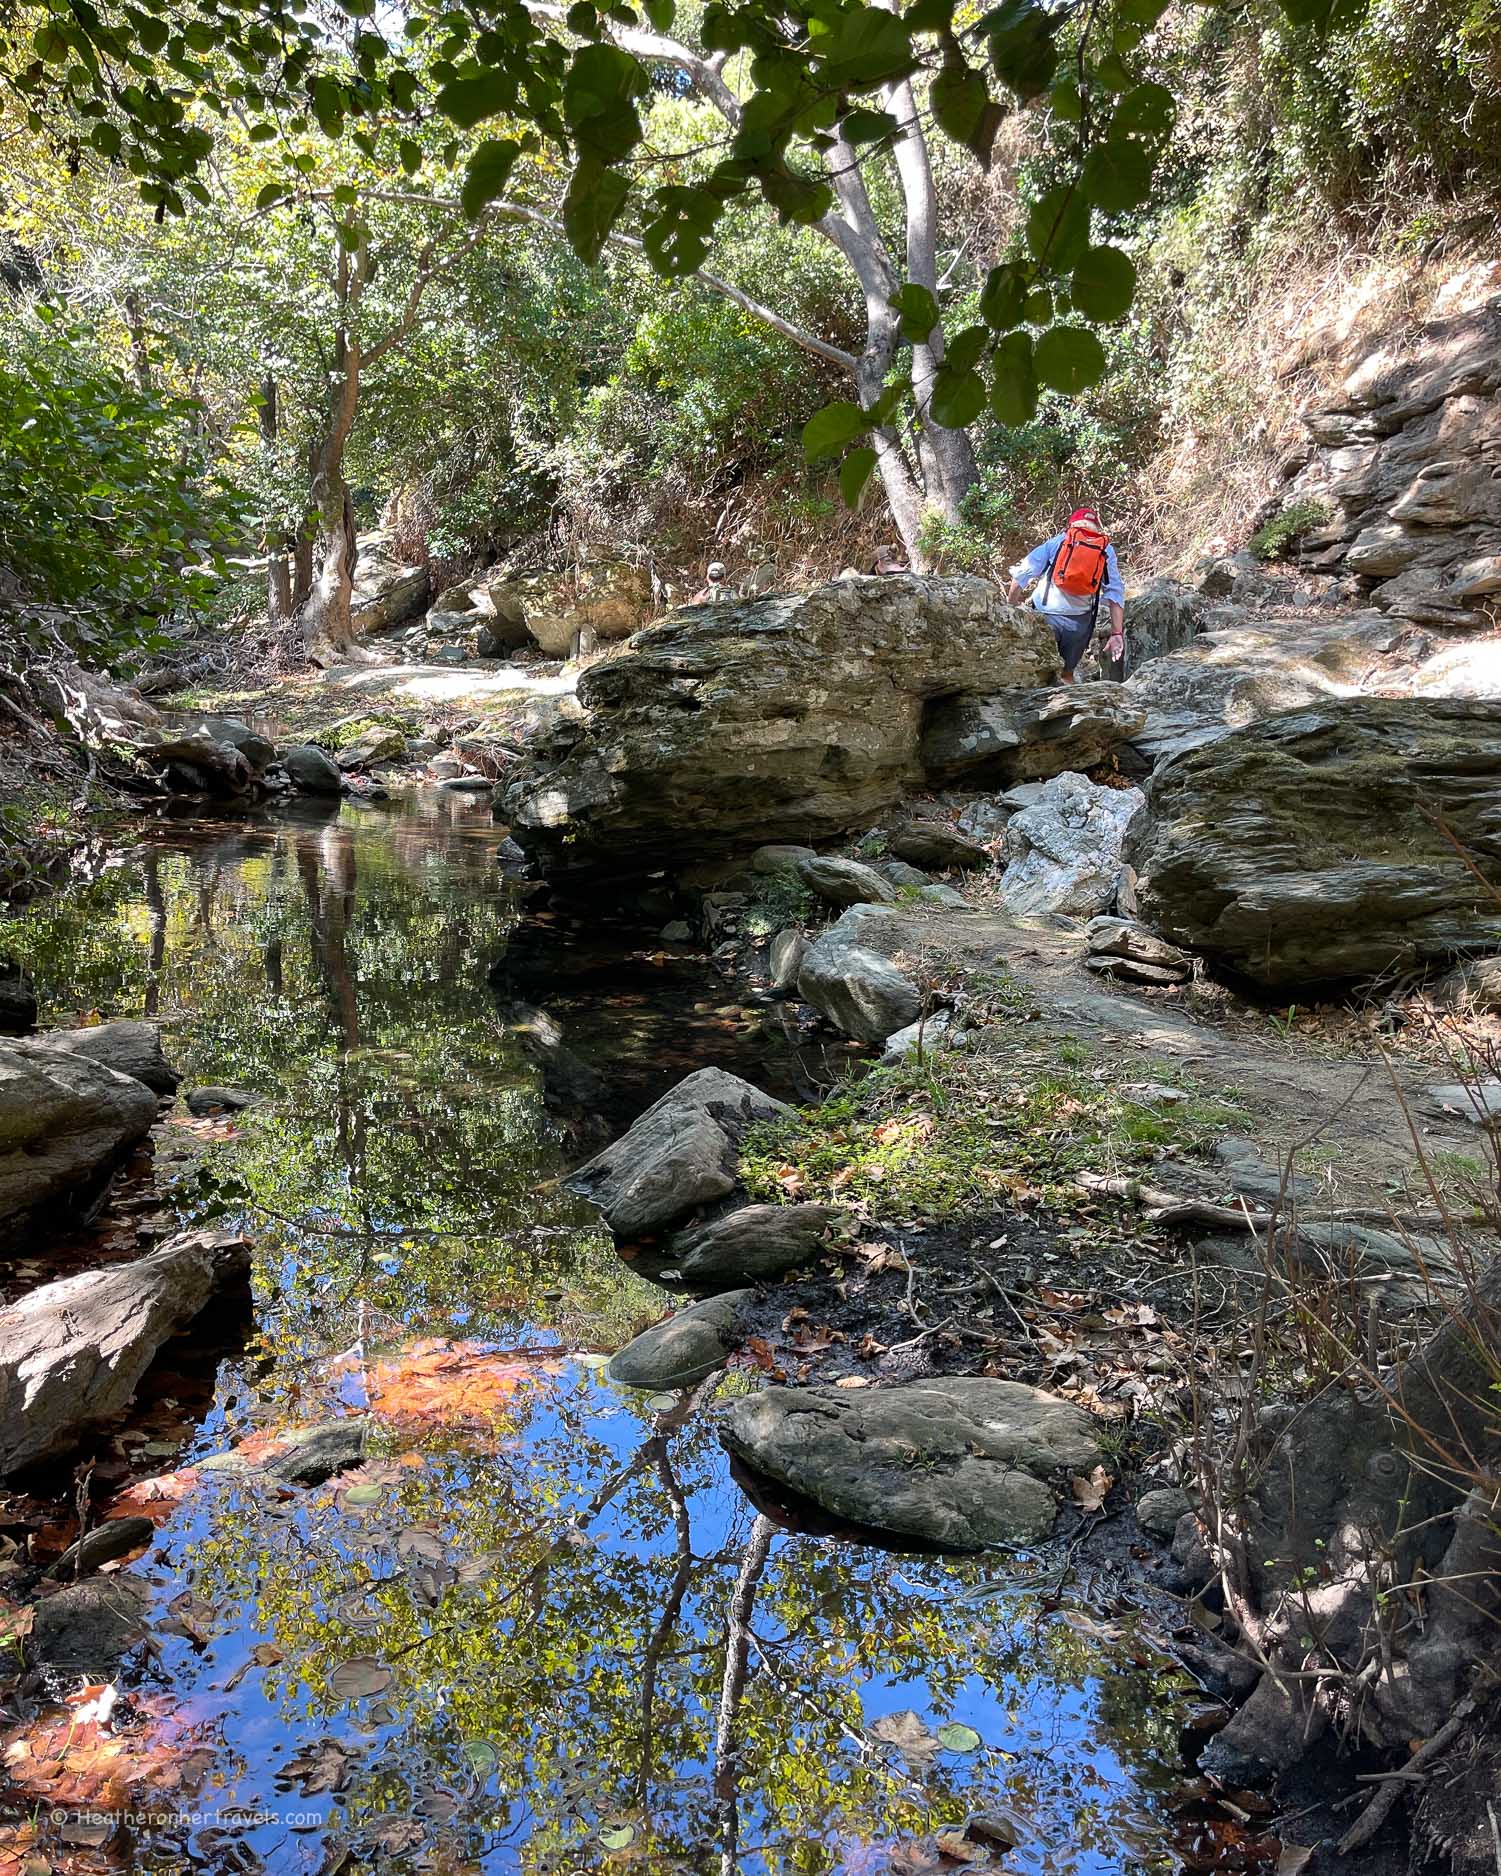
1432 954 1501 1011
665 1203 838 1289
888 822 991 871
1127 699 1501 989
922 685 1147 786
0 1040 157 1234
608 1290 755 1389
27 1576 153 1673
797 855 899 907
0 1229 250 1475
264 1418 369 1486
1136 1486 1194 1539
567 1068 790 1240
660 919 692 943
752 843 817 875
918 884 971 909
956 800 1011 845
768 928 806 991
336 725 406 770
186 1085 257 1116
50 1515 157 1579
720 1378 1102 1550
432 645 468 666
1423 1080 1501 1126
878 860 930 889
797 908 923 1042
37 1019 180 1095
1083 916 1192 985
881 1008 956 1064
282 743 344 795
350 532 429 633
504 577 1056 881
477 591 531 657
191 716 276 771
999 774 1144 919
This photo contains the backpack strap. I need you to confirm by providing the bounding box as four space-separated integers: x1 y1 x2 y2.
1040 548 1058 606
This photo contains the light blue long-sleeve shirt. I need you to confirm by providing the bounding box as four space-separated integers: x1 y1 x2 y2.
1010 532 1124 617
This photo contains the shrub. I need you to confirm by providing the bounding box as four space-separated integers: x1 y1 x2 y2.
1250 498 1332 561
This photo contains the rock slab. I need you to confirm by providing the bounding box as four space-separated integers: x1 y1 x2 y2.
999 773 1144 918
0 1040 158 1232
1127 698 1501 988
38 1019 181 1095
797 908 923 1042
504 576 1056 879
721 1378 1101 1549
0 1229 250 1475
608 1290 754 1390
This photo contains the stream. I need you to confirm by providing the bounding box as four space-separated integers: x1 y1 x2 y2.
2 794 1217 1876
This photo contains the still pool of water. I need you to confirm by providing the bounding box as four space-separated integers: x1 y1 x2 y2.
1 794 1200 1875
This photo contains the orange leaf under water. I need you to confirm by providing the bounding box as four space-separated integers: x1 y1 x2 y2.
363 1339 560 1436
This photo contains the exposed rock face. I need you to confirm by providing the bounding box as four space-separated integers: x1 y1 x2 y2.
0 1229 249 1475
336 725 407 770
768 929 806 991
797 907 923 1042
1125 578 1211 666
1283 293 1501 628
0 1041 158 1233
721 1378 1102 1549
351 532 430 634
141 733 255 799
566 1068 789 1241
495 561 655 657
922 685 1147 785
607 1291 754 1390
38 1020 181 1095
1127 698 1501 988
998 774 1144 918
504 577 1057 880
282 744 344 795
27 1577 153 1673
797 855 898 907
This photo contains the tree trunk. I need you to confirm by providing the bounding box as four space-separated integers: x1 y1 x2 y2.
297 240 369 667
259 374 294 625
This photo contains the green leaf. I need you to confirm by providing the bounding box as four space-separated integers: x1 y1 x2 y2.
989 331 1037 424
254 182 288 209
1026 184 1089 271
1109 80 1175 141
1118 0 1171 20
33 23 70 61
890 282 939 345
399 136 421 175
1081 138 1155 214
838 446 878 509
803 399 870 462
461 136 521 217
1070 244 1136 321
839 106 899 145
1092 50 1133 92
642 0 674 24
944 323 988 373
986 0 1058 99
1276 0 1367 28
817 10 915 90
1034 324 1107 393
564 42 649 161
248 122 276 143
598 1825 637 1851
436 68 514 129
563 154 630 262
866 375 911 425
567 0 598 28
90 122 122 157
980 260 1029 330
931 49 1007 168
1049 82 1084 121
929 364 985 429
937 1722 983 1752
1022 287 1053 323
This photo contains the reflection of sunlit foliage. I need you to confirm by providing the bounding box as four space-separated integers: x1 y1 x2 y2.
5 809 1194 1876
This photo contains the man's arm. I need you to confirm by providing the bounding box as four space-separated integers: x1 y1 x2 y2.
1102 548 1125 655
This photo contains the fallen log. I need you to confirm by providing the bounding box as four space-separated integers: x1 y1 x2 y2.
0 1229 250 1476
139 735 254 797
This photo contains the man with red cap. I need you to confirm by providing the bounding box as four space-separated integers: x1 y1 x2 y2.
1005 507 1125 681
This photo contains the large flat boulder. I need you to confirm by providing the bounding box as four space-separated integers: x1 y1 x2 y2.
566 1068 790 1241
922 684 1146 785
0 1041 158 1233
721 1378 1101 1549
608 1290 754 1390
37 1019 180 1095
1126 697 1501 988
351 531 430 634
0 1229 250 1475
504 576 1057 880
663 1202 838 1290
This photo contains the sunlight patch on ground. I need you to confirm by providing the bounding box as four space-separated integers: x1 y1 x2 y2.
327 661 576 705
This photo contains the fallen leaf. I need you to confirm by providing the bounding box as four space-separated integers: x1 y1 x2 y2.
282 1737 360 1795
936 1721 982 1753
597 1822 637 1851
329 1656 393 1700
872 1709 939 1765
1275 1846 1315 1875
933 1831 980 1864
835 1375 871 1389
1070 1465 1114 1512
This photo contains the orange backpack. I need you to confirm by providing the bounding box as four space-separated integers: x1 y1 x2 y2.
1046 512 1110 601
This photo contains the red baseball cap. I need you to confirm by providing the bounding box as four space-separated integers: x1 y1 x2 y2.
1069 506 1100 525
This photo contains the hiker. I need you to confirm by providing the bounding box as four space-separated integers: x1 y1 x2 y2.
690 560 731 604
1005 508 1125 682
871 544 909 574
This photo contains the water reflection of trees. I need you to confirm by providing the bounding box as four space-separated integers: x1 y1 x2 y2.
150 1379 1187 1876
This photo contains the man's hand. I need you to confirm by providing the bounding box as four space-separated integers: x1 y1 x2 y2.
1106 631 1125 663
